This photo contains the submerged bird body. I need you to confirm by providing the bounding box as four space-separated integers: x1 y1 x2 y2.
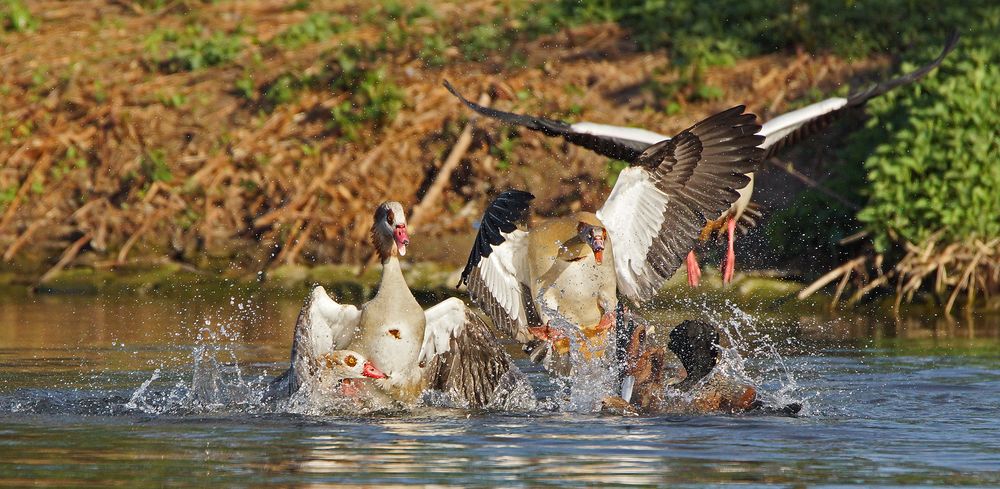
264 348 387 402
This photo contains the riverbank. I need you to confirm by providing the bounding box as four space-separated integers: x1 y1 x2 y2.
4 261 998 321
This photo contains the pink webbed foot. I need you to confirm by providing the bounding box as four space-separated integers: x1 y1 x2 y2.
686 250 702 287
721 217 736 284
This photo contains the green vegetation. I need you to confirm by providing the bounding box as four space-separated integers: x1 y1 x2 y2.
459 24 505 61
855 16 1000 251
141 149 173 183
544 0 979 63
254 43 404 139
269 13 350 49
1 0 36 32
770 6 1000 263
144 25 245 72
488 127 519 171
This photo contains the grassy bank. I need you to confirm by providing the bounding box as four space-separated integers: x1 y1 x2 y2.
1 0 996 311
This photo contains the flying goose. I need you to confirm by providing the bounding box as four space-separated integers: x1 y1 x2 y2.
273 202 523 408
445 31 959 286
458 105 764 363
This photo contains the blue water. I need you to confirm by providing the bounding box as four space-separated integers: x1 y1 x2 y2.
1 295 997 487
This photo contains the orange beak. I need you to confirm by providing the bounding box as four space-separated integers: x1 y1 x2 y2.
362 361 388 379
591 229 606 264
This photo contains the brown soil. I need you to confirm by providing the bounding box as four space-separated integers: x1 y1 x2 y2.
0 0 887 282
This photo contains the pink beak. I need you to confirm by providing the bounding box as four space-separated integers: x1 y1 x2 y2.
394 225 409 256
362 361 388 379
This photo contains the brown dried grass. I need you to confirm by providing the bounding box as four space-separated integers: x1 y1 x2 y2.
799 235 1000 314
0 0 878 280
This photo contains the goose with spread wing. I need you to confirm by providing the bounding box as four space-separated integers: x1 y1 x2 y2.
458 106 764 363
446 31 959 286
271 202 520 408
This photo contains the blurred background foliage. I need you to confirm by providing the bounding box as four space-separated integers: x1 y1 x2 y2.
0 0 996 305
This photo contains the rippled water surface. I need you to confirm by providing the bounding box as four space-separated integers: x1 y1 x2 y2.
2 293 998 487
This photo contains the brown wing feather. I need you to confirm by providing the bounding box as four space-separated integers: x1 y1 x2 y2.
465 271 538 343
425 310 516 408
602 107 763 301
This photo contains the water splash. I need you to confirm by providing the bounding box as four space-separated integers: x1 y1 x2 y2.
533 286 619 413
661 297 811 414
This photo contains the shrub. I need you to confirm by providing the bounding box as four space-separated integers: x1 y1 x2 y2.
145 25 244 72
1 0 37 32
543 0 987 65
270 13 350 49
255 43 404 139
854 10 1000 251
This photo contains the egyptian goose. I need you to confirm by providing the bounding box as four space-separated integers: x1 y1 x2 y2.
458 105 764 365
445 32 959 286
264 348 387 401
603 319 801 415
275 202 522 408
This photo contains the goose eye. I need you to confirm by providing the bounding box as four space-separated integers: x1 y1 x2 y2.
345 355 357 367
386 209 394 225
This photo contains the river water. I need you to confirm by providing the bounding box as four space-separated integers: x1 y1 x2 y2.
1 292 998 487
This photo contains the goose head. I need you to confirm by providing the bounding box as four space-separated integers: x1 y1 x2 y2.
576 222 607 265
324 350 389 379
667 320 720 391
371 201 410 262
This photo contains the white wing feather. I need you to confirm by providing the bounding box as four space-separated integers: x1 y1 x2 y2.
476 229 530 329
305 285 361 350
571 122 669 145
596 167 670 300
758 98 847 148
571 97 849 151
418 297 469 365
287 286 361 394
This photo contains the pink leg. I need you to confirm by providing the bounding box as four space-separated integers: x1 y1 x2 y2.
686 250 702 287
722 217 736 284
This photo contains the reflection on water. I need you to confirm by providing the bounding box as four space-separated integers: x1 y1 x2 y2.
0 292 998 486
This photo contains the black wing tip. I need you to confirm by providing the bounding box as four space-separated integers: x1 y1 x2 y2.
458 189 534 287
848 30 961 106
497 189 536 202
943 29 961 57
443 79 478 108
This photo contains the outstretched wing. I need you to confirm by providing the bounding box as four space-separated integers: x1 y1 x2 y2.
281 286 362 397
760 30 959 158
444 81 649 161
445 32 959 164
459 190 537 342
419 297 516 408
597 107 764 302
